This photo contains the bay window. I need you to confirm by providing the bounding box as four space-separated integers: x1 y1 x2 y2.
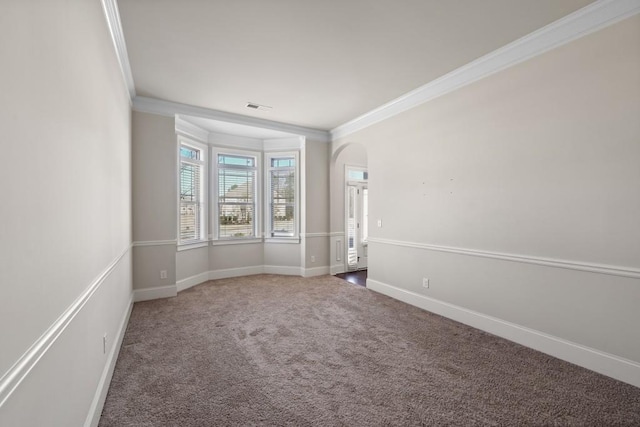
178 139 207 244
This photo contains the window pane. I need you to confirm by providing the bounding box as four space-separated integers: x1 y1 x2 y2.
179 154 202 242
217 155 256 238
219 169 254 201
180 201 200 241
270 162 295 237
218 154 255 167
180 146 200 160
180 163 200 202
271 203 294 235
219 204 254 238
271 158 295 168
348 170 368 180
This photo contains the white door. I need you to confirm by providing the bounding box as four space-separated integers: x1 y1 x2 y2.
346 183 368 271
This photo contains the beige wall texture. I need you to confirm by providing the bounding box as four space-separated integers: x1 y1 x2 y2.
0 0 132 425
176 246 209 281
305 141 330 234
131 112 177 290
132 112 177 242
333 15 640 365
303 140 331 268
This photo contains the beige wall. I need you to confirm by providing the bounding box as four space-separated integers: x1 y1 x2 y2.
264 243 300 267
209 243 264 271
176 246 209 282
0 0 132 424
304 237 330 268
334 15 640 366
132 112 177 242
131 112 177 290
303 140 331 270
305 140 330 233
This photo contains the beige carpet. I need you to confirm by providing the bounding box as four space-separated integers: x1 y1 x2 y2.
100 274 640 426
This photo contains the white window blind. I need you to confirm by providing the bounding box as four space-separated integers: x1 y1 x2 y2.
218 154 256 238
268 156 296 237
179 143 205 243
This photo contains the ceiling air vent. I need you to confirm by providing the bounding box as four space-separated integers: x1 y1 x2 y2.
246 102 272 111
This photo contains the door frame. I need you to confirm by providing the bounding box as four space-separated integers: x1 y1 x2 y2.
344 165 368 271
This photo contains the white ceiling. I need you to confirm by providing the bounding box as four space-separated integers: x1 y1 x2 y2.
118 0 594 131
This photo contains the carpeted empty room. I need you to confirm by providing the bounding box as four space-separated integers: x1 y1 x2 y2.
99 275 640 426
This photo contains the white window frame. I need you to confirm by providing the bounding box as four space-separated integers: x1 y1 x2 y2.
265 151 299 241
177 137 208 249
211 147 261 242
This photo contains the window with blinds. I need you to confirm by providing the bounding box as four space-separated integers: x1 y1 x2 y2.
218 154 257 238
267 154 297 238
179 142 206 243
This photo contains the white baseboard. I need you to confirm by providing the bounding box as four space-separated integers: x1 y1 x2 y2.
367 278 640 389
208 266 264 280
138 265 335 302
302 266 330 277
85 296 134 427
330 264 346 275
176 272 210 292
0 247 132 411
133 285 177 302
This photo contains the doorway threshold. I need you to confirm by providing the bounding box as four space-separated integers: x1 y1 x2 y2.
335 269 367 287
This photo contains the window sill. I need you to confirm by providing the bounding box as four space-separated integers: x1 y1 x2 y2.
264 237 300 244
210 238 263 246
177 241 209 251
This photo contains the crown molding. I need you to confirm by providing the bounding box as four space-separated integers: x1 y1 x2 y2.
175 116 209 143
263 137 305 151
331 0 640 140
133 96 331 143
100 0 136 102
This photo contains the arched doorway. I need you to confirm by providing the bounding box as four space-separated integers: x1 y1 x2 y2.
330 142 368 279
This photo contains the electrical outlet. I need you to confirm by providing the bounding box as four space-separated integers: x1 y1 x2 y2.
422 278 429 289
160 270 167 279
311 255 316 263
377 219 382 227
103 333 107 354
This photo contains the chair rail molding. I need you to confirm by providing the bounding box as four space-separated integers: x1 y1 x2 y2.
368 237 640 279
0 245 132 408
132 239 178 247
